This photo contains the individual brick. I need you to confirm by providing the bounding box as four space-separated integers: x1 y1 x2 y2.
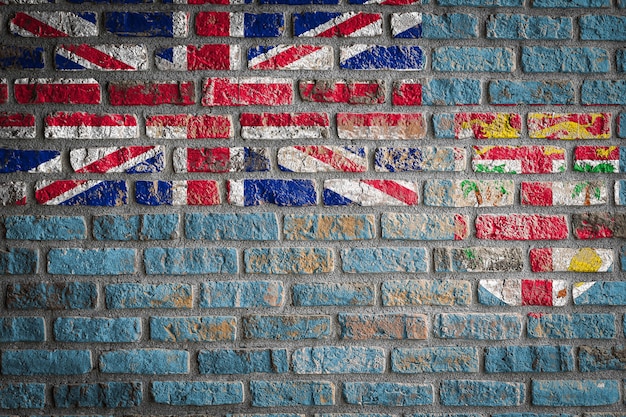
293 12 382 37
248 45 333 70
382 213 468 240
382 280 471 306
527 313 616 339
144 247 237 275
0 46 44 69
6 281 97 310
241 113 329 139
292 346 385 374
54 382 142 408
299 80 384 104
45 112 139 139
100 349 188 374
618 50 626 72
522 181 607 206
105 283 192 309
393 78 482 106
0 383 45 409
487 14 572 39
349 0 424 3
324 179 418 206
531 247 613 272
342 382 433 406
202 78 293 106
108 81 195 106
150 316 236 342
579 346 626 371
572 212 626 239
392 13 479 39
54 317 141 342
279 146 367 172
0 182 27 206
243 315 331 340
478 279 567 306
434 246 523 273
48 248 135 275
94 214 179 241
55 44 148 71
341 247 427 273
199 349 288 374
486 346 574 373
532 380 619 406
337 113 425 140
10 12 98 37
423 179 514 207
574 281 626 305
581 80 626 105
0 78 6 103
155 44 240 71
245 248 333 274
472 145 566 174
534 0 609 5
146 114 232 139
574 146 626 173
375 147 466 172
0 113 36 138
104 12 188 37
392 347 479 373
2 349 92 375
5 216 86 240
433 47 514 72
340 45 425 70
438 0 523 4
36 180 128 206
476 214 568 240
522 47 609 73
196 12 284 37
174 147 269 173
440 380 525 406
433 113 521 139
580 15 626 40
135 180 219 206
70 146 163 173
0 149 60 173
292 282 375 306
186 213 278 241
228 179 316 207
201 281 284 308
152 381 243 406
338 313 428 340
15 78 100 104
0 317 45 342
284 214 374 240
261 0 337 2
489 80 575 105
528 113 610 139
435 313 522 340
250 381 335 407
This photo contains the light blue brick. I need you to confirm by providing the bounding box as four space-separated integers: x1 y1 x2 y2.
485 346 574 373
5 216 85 240
48 248 135 275
441 380 525 406
106 283 192 309
621 0 626 7
292 282 375 306
99 349 188 375
392 347 479 373
408 414 483 417
150 316 236 342
582 80 626 105
533 0 609 5
435 313 522 340
574 281 626 305
619 51 626 72
493 414 573 417
53 382 142 408
382 213 467 240
422 78 481 105
621 246 626 271
185 213 278 240
54 317 141 342
342 382 433 406
151 381 243 406
199 349 289 374
527 313 615 339
382 280 471 306
243 315 330 340
341 247 427 273
487 14 572 39
284 214 374 241
580 15 626 40
250 381 335 407
339 313 427 340
2 350 91 375
532 380 619 406
201 281 284 308
6 281 97 310
292 347 385 374
317 414 396 417
620 115 626 137
522 47 609 73
0 317 45 342
93 214 178 240
423 14 478 38
489 81 575 105
144 247 237 275
0 248 38 275
437 0 522 5
229 415 304 417
433 47 514 72
579 346 626 371
245 248 334 274
0 383 45 409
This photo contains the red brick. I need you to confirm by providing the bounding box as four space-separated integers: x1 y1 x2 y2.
108 81 195 106
476 214 568 241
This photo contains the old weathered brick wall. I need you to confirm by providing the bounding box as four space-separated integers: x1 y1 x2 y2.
0 0 625 415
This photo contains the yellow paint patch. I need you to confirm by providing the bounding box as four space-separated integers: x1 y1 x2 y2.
568 247 602 272
596 146 617 158
460 113 520 139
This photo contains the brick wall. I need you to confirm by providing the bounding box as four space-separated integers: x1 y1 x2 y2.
0 0 625 414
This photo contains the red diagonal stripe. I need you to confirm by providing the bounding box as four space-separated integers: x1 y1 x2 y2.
316 13 381 37
12 12 68 37
35 180 87 204
361 179 418 205
294 146 364 173
251 45 322 70
59 44 135 70
75 146 154 173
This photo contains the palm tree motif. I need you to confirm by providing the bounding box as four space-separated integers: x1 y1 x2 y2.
461 180 483 206
571 181 602 206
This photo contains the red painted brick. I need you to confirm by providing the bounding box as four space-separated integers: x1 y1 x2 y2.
108 81 195 106
476 214 568 241
299 80 385 104
202 78 292 107
15 78 100 104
